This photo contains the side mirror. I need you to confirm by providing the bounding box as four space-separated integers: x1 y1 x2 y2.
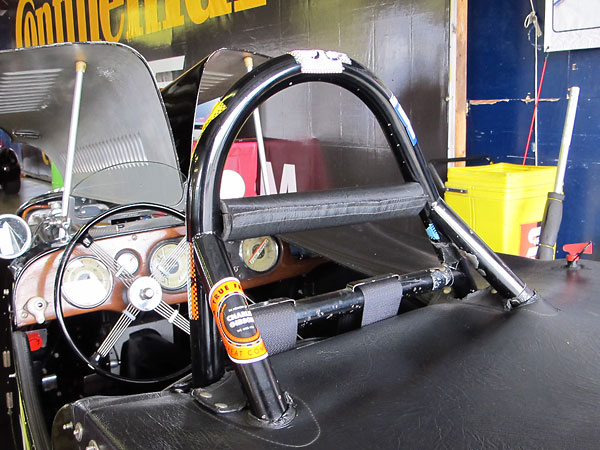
0 214 32 259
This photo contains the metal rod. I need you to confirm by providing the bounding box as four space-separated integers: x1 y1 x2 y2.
244 56 272 195
61 61 86 217
554 86 580 194
429 199 534 307
289 267 460 326
537 86 580 260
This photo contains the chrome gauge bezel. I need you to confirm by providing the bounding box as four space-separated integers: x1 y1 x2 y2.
148 239 188 292
62 255 114 309
239 236 280 273
115 249 141 276
0 214 32 259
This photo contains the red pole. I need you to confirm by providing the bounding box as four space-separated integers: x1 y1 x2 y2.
522 57 548 165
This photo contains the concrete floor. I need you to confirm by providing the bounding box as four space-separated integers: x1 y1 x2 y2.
0 177 51 214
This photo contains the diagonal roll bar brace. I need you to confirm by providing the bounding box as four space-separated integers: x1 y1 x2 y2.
186 50 534 424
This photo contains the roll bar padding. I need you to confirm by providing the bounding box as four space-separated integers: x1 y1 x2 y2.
220 182 427 240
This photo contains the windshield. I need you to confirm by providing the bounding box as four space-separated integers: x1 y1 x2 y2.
0 43 185 211
71 161 185 207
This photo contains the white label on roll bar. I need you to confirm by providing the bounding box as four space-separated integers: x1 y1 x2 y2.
290 50 351 73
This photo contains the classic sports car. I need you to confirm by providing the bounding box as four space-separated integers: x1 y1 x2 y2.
1 43 599 450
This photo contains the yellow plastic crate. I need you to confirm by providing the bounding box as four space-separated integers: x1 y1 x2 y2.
445 163 557 258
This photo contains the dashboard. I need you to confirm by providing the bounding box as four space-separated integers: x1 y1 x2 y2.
13 218 323 328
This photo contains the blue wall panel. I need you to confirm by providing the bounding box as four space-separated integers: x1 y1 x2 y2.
468 0 600 259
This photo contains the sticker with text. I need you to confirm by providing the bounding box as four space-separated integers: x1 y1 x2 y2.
209 277 268 364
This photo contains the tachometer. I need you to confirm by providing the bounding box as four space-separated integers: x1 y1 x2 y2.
149 240 188 291
62 256 113 309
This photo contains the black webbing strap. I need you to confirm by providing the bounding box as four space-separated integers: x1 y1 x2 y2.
252 300 297 355
356 277 403 327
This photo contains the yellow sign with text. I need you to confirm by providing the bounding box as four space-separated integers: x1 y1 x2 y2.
15 0 267 48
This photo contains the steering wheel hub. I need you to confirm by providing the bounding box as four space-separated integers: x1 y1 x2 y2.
128 277 162 311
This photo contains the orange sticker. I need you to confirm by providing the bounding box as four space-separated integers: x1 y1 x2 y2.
209 277 267 364
188 244 199 320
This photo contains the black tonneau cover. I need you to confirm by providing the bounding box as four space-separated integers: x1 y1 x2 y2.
55 256 600 449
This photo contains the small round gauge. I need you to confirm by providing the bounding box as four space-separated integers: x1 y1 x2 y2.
115 250 140 275
240 236 279 273
62 256 113 308
149 241 188 291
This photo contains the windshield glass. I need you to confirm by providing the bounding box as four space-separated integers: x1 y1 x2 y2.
71 161 185 207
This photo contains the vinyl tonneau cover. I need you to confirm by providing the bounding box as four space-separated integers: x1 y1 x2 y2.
54 255 600 450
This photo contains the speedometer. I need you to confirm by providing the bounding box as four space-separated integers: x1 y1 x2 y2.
149 240 188 291
62 256 113 309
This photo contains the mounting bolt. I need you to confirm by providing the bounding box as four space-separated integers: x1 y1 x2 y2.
85 440 100 450
62 422 73 430
215 402 228 410
198 391 212 399
73 422 83 442
141 288 154 300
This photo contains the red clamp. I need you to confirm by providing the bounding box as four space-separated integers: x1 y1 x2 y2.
562 242 593 263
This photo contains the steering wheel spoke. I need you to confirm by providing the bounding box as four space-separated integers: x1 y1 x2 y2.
83 235 136 288
93 303 140 361
154 300 190 335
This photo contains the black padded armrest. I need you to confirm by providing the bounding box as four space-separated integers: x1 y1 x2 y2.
220 183 427 241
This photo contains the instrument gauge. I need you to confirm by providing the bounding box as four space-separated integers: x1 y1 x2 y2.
149 240 188 291
115 250 140 275
62 256 113 309
240 236 279 273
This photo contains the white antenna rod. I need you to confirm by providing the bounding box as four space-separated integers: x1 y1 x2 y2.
244 56 272 195
61 60 86 216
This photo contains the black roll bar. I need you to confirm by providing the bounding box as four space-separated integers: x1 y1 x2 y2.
186 50 535 425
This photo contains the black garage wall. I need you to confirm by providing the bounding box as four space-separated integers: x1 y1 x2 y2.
1 0 450 187
131 0 450 184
